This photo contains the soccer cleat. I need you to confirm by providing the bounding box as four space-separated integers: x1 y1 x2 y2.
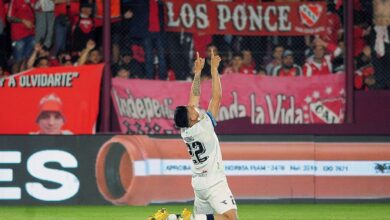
180 208 192 220
146 216 156 220
153 208 169 220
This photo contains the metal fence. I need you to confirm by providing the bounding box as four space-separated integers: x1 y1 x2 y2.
110 1 343 80
106 0 390 91
1 0 388 90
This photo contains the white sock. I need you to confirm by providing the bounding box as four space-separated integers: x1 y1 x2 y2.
191 214 207 220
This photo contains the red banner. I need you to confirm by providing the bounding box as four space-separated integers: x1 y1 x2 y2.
112 74 346 134
0 65 103 134
164 0 327 36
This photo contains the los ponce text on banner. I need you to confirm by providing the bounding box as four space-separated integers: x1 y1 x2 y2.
164 0 327 36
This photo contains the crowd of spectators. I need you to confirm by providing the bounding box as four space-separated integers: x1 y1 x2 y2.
0 0 103 74
0 0 389 90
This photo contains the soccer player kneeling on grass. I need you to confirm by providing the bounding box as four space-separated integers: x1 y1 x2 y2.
167 49 237 220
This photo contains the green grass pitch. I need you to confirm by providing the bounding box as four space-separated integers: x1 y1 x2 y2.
0 203 389 220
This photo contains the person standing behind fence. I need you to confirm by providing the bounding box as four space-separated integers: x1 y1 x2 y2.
52 0 78 57
222 53 243 75
111 48 144 79
323 1 342 48
222 52 256 75
127 0 167 80
166 30 192 81
265 44 284 75
241 49 256 72
370 0 390 89
71 1 96 57
34 0 55 50
271 50 302 77
7 0 35 74
354 47 375 91
303 38 342 77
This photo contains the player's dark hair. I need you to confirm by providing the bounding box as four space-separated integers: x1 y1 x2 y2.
174 106 189 128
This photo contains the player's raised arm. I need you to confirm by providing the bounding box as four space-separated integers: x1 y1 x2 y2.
207 49 222 118
188 52 205 107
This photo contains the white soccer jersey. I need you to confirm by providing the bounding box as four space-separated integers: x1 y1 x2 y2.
181 111 226 190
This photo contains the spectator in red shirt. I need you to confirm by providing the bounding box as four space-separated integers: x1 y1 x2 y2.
242 49 256 71
222 53 243 75
323 2 342 46
303 45 332 76
223 52 256 76
355 46 375 90
303 38 343 77
240 50 256 75
271 50 302 77
7 0 35 73
355 65 375 91
71 1 96 55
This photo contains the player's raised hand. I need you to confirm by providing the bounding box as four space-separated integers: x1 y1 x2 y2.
193 52 205 76
210 48 221 72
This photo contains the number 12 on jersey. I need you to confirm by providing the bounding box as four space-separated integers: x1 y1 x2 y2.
186 141 209 165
